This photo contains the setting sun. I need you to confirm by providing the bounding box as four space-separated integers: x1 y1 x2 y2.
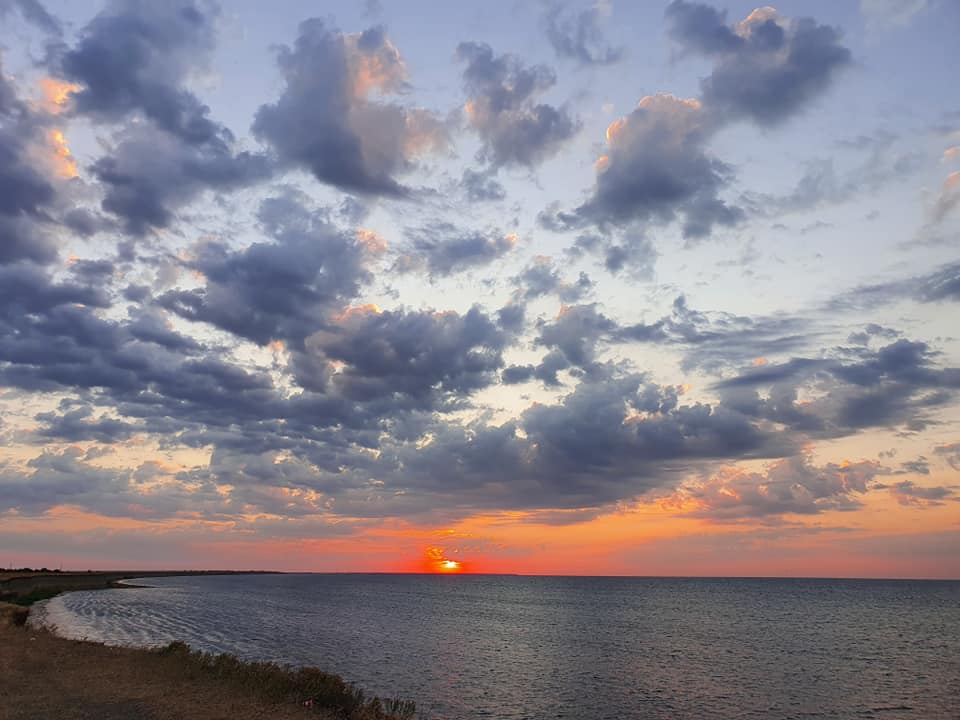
423 546 465 573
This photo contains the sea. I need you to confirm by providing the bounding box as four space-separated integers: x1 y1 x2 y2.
30 574 960 719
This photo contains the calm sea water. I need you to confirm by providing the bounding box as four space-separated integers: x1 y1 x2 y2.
34 574 960 719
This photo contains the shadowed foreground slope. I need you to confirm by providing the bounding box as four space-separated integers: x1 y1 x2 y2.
0 621 415 720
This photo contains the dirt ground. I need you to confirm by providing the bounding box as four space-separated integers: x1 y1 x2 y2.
0 621 335 720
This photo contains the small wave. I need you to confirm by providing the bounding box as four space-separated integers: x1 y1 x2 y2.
113 578 158 588
25 594 89 640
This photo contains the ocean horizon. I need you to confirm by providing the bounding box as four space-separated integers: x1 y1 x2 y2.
33 573 960 719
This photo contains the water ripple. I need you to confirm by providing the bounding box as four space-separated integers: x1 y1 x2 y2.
31 575 960 720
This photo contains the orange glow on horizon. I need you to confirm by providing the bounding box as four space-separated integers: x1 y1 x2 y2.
423 546 466 573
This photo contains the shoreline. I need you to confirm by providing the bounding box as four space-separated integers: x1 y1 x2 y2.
0 572 416 720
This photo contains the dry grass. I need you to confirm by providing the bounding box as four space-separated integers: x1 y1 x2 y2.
0 602 28 627
0 623 416 720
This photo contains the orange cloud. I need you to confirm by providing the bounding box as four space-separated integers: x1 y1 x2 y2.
39 78 80 113
355 229 388 254
46 129 78 178
345 33 406 98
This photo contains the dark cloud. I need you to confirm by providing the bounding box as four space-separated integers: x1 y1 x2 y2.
496 303 526 334
33 405 141 443
934 442 960 470
847 323 899 345
514 256 593 302
507 295 812 387
713 339 960 436
543 2 622 66
160 195 377 347
367 372 793 515
501 364 536 385
562 230 658 275
677 454 879 519
542 3 850 240
665 1 851 126
126 306 203 353
253 20 446 196
457 41 579 168
300 304 506 405
56 0 222 144
51 1 272 233
896 458 930 475
544 94 742 239
0 263 108 315
61 207 115 237
615 294 812 374
461 168 506 202
0 57 59 265
873 479 958 507
0 446 237 519
90 124 270 234
536 303 616 372
399 221 517 276
828 261 960 311
0 0 62 36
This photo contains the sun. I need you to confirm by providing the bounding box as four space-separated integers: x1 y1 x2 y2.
424 546 465 573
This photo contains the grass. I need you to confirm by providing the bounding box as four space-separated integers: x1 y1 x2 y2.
156 641 416 719
0 601 29 626
2 586 67 605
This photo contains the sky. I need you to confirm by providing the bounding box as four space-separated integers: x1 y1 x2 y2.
0 0 958 578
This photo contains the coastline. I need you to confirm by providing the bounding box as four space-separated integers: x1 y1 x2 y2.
0 572 416 720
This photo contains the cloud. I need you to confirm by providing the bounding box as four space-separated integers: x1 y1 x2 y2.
860 0 929 34
513 256 593 302
616 294 811 374
253 20 447 196
543 1 623 66
504 294 813 385
562 230 658 275
56 0 223 145
91 124 270 234
714 339 960 436
0 0 62 37
742 135 923 217
828 260 960 310
457 41 579 168
299 304 507 405
399 222 518 276
460 168 506 202
675 454 880 519
665 1 851 126
544 94 742 239
542 3 850 242
52 0 272 233
160 193 378 347
536 303 617 373
33 405 142 443
0 55 61 264
931 171 960 223
873 479 957 507
369 371 793 515
934 442 960 470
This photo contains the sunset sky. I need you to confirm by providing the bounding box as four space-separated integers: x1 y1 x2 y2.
1 0 958 578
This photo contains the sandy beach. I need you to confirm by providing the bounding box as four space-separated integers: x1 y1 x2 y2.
0 573 414 720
